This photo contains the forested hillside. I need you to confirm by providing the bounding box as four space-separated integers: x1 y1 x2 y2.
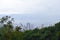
0 16 60 40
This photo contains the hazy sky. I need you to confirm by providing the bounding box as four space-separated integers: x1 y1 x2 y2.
0 0 60 26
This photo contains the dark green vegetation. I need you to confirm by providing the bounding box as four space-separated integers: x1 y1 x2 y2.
0 16 60 40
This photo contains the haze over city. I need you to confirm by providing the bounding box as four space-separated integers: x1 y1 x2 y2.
0 0 60 26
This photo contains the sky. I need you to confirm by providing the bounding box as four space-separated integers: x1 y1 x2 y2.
0 0 60 26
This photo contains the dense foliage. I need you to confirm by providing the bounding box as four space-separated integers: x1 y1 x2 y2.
0 16 60 40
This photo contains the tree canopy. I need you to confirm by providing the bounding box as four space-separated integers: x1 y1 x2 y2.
0 16 60 40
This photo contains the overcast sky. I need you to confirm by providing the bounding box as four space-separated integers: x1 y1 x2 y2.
0 0 60 26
